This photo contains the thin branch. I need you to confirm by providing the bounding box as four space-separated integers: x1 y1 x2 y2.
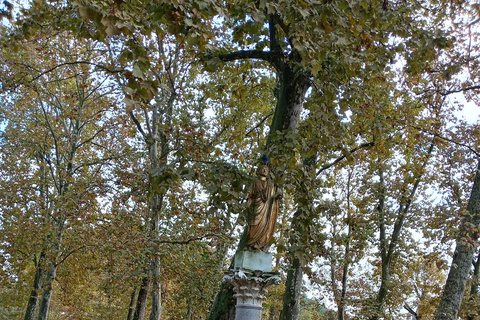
154 233 224 246
129 111 148 141
56 245 89 267
440 84 480 96
20 61 122 84
411 125 480 157
72 155 122 174
403 304 419 319
77 128 105 150
316 142 374 176
245 112 274 137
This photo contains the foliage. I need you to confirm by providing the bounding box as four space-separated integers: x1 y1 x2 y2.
1 0 480 320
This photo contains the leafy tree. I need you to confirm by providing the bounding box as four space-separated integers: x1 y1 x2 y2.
0 23 126 320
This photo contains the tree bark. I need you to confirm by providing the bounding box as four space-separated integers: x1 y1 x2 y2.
279 257 303 320
36 262 57 320
149 192 163 320
127 286 138 320
467 252 480 320
24 251 46 320
338 170 354 320
149 254 162 320
133 276 150 320
435 160 480 320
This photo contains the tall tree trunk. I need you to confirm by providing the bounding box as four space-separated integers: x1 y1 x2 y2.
338 170 354 320
372 143 434 320
435 160 480 320
127 286 138 320
148 191 163 320
133 276 150 320
467 252 480 320
279 257 302 320
149 253 162 320
36 262 56 320
24 251 46 320
279 166 316 320
209 15 311 320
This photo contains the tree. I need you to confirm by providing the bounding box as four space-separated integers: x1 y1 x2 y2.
435 159 480 320
3 0 479 319
0 22 126 319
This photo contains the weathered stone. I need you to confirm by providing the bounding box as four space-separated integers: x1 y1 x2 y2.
234 250 273 272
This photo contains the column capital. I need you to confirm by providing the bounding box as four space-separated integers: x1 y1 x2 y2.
224 268 281 306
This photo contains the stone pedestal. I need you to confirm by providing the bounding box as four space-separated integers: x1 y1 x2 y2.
234 250 273 272
224 251 280 320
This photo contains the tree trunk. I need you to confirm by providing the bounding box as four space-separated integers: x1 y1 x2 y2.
207 284 236 320
127 286 138 320
372 144 433 320
149 254 162 320
209 16 311 320
186 301 193 320
133 276 150 320
24 251 46 320
279 257 302 320
435 160 480 320
467 252 480 320
148 191 163 320
36 262 56 320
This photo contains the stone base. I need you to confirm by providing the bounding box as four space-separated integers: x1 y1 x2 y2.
234 250 273 272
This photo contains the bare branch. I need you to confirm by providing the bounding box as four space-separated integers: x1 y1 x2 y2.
129 111 148 141
245 112 274 137
316 142 374 176
20 61 123 84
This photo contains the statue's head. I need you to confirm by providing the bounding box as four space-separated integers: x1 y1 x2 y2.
257 165 269 177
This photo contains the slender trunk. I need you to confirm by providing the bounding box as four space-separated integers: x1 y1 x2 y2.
24 251 46 320
127 286 138 320
339 171 353 320
186 301 193 320
148 185 163 320
435 160 480 320
372 144 434 320
36 262 56 320
279 257 302 320
149 254 161 320
467 252 480 320
133 276 150 320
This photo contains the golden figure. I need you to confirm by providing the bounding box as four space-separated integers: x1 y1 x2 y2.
245 164 281 251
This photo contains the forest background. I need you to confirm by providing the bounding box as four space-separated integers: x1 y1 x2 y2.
0 0 480 320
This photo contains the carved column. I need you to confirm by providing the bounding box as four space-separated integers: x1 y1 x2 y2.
224 268 280 320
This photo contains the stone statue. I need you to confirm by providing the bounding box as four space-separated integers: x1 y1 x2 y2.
245 157 281 251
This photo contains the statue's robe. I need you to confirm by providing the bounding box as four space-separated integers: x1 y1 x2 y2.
245 179 279 250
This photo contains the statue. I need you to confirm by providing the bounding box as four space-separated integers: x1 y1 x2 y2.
245 155 281 251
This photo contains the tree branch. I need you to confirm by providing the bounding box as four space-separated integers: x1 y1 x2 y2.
316 142 374 176
129 111 148 141
245 112 274 137
440 84 480 96
411 125 480 157
17 61 122 84
219 50 272 63
404 304 419 319
153 233 224 246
